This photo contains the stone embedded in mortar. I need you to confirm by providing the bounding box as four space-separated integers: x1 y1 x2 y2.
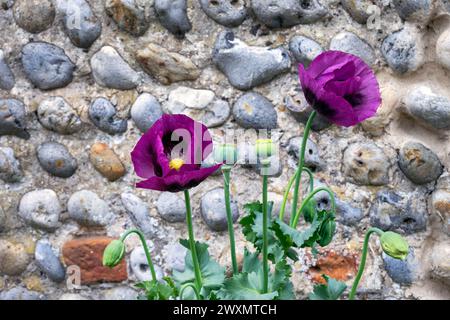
60 0 102 48
399 86 450 131
13 0 55 33
430 176 450 236
165 86 230 128
102 286 138 300
212 31 291 90
0 239 29 276
398 142 443 185
154 0 191 39
308 250 357 284
0 206 6 232
62 237 128 284
136 43 200 85
429 241 450 286
232 92 278 129
369 189 427 234
68 190 113 227
392 0 436 24
121 192 155 236
437 26 450 70
130 246 163 282
0 98 30 139
59 293 89 300
90 46 139 90
1 0 14 9
18 189 61 230
37 97 82 135
289 35 324 67
131 93 163 133
156 192 186 223
105 0 150 37
343 142 390 186
251 0 327 28
383 249 418 285
286 136 323 171
0 147 22 183
165 242 187 272
341 0 374 24
381 27 425 74
36 142 78 178
21 42 75 90
199 0 247 27
285 94 331 131
0 49 15 90
201 188 239 232
89 142 126 182
89 97 128 135
252 155 283 177
0 287 44 300
34 239 65 283
329 31 376 66
335 198 364 226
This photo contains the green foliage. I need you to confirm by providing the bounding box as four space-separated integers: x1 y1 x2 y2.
173 239 226 299
309 275 347 300
215 249 294 300
136 277 178 300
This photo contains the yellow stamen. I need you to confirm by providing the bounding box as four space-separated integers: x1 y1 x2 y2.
169 158 184 171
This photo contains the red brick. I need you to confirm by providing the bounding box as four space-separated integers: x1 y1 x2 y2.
308 250 358 284
62 237 127 284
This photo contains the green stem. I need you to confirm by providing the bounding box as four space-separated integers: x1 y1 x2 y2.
291 187 336 228
261 160 270 293
120 229 157 282
349 227 384 300
179 283 201 300
183 190 203 294
290 111 317 226
222 166 238 275
279 167 314 222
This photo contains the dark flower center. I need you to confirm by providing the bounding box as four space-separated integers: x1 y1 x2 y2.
343 93 363 108
304 88 337 117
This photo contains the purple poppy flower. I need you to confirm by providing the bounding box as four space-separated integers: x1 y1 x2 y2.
131 114 221 192
298 51 381 127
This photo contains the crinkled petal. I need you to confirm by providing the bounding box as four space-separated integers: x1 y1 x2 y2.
307 51 357 80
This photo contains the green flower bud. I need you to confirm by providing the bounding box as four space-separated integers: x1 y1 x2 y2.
302 199 316 223
256 139 275 159
318 217 336 247
214 143 237 165
380 231 409 260
103 239 125 268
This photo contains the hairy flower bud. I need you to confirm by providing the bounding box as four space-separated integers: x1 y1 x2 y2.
380 231 409 260
103 239 125 268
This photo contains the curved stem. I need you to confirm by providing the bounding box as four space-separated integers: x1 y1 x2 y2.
179 283 201 300
279 167 314 222
261 161 270 293
120 229 157 282
222 167 238 275
290 111 317 226
291 187 336 228
349 227 384 300
183 190 203 294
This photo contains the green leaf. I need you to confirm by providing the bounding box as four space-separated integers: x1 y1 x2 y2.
173 240 225 299
309 275 347 300
272 216 322 250
135 277 178 300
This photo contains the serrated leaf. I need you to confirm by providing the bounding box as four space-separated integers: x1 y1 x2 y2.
309 275 347 300
135 277 178 300
216 272 279 300
272 216 323 250
174 240 225 299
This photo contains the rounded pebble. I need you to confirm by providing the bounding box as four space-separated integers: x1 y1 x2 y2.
289 35 324 67
233 92 278 129
199 0 247 27
0 239 29 276
156 192 186 223
121 193 155 236
36 142 78 178
131 93 163 133
89 142 125 182
18 189 61 230
0 287 44 300
286 136 323 171
13 0 55 33
0 49 15 90
35 239 65 282
105 0 149 36
130 246 163 282
383 250 417 285
21 42 75 90
37 97 82 134
0 98 30 139
154 0 191 39
398 142 443 185
0 147 22 183
330 31 375 66
201 188 239 232
392 0 435 24
89 97 128 135
67 190 113 227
